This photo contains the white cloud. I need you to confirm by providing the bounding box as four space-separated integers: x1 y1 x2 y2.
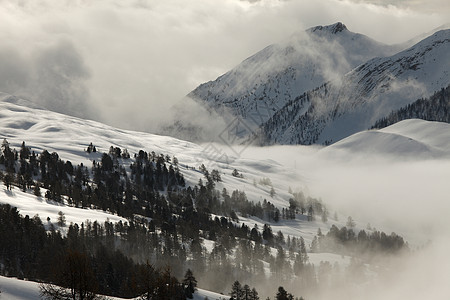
0 0 447 132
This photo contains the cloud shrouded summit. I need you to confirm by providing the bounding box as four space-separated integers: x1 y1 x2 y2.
171 21 400 142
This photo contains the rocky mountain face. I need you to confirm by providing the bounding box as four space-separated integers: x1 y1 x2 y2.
188 22 400 132
260 29 450 145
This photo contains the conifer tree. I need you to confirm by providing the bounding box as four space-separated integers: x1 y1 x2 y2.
137 261 157 300
57 211 66 227
251 287 259 300
242 284 252 300
34 183 42 197
183 269 197 298
231 280 243 300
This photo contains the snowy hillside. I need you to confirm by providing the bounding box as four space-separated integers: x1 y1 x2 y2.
0 96 349 245
187 22 399 132
0 96 352 298
0 96 297 208
1 97 449 238
261 29 450 145
1 97 450 299
321 119 450 158
0 181 126 232
0 275 226 300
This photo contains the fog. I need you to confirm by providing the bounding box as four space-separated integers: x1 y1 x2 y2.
1 1 449 298
0 0 448 133
234 143 450 299
189 140 450 298
237 143 450 239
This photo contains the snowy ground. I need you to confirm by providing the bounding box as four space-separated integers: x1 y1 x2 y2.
0 275 225 300
1 99 449 244
1 99 450 299
0 184 126 231
0 275 41 300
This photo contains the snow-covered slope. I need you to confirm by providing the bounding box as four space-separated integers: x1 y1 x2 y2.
321 119 450 158
1 97 450 299
0 276 128 300
188 22 399 132
0 181 127 231
1 98 449 236
261 29 450 145
0 97 342 246
0 97 292 199
0 276 41 300
0 275 226 300
0 97 352 299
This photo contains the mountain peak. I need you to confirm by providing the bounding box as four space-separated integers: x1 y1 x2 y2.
308 22 348 34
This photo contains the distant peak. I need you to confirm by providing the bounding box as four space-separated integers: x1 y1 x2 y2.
308 22 348 34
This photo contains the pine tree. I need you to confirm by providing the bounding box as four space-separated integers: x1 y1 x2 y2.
20 141 30 160
310 236 318 253
242 284 252 300
57 211 66 227
231 280 243 300
137 261 157 300
270 187 275 198
34 183 42 197
183 269 197 299
299 236 308 262
251 287 259 300
307 206 314 221
3 173 12 191
211 169 222 182
346 216 356 228
275 286 294 300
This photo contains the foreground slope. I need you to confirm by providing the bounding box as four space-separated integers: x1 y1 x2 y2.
0 275 225 300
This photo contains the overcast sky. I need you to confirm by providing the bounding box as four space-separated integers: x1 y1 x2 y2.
0 0 448 132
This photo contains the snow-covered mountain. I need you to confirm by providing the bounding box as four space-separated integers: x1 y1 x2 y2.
261 29 450 145
188 22 400 131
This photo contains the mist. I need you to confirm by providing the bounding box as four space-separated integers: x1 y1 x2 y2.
231 143 450 299
1 2 449 298
0 0 448 134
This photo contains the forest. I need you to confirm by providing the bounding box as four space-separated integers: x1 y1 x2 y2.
0 140 408 299
371 84 450 129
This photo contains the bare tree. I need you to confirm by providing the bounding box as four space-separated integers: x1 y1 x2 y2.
136 261 157 300
40 249 102 300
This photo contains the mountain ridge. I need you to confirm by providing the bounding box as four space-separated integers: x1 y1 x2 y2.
260 29 450 145
186 22 400 136
307 21 348 34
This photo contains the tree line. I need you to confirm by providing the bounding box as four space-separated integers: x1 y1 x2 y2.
371 84 450 129
0 140 408 299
